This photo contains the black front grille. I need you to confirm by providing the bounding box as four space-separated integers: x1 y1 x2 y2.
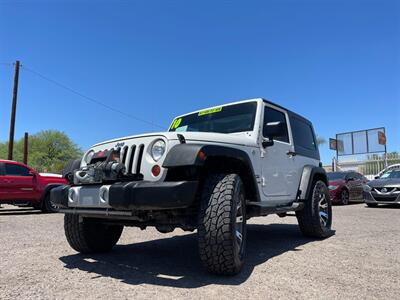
372 195 399 202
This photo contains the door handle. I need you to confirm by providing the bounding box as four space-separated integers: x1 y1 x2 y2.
286 151 297 156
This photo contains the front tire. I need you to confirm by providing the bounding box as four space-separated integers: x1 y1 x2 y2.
198 174 247 275
296 180 333 238
42 194 58 213
64 214 123 253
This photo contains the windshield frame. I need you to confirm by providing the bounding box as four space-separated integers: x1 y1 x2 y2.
168 100 260 134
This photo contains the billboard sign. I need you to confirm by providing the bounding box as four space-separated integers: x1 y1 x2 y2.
335 127 386 156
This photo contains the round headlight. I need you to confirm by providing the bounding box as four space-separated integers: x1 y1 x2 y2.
151 139 166 161
84 150 95 164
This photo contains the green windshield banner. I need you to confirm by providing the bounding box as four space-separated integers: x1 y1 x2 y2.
198 107 222 116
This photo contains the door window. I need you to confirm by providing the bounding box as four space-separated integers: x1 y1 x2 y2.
291 118 317 150
263 106 289 143
5 164 31 176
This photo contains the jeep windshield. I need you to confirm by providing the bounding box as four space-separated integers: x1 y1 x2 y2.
169 102 257 134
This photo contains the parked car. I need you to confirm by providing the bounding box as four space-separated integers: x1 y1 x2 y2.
375 163 400 179
0 160 67 212
52 98 333 275
327 171 368 205
364 169 400 207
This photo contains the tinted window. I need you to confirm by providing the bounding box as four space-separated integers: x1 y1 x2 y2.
327 172 346 180
291 118 316 150
345 172 356 180
5 164 31 176
263 106 289 143
354 173 363 180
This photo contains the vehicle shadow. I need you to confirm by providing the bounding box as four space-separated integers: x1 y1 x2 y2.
366 204 400 209
59 223 324 288
0 207 42 216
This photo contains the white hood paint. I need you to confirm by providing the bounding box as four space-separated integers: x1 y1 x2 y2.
93 131 259 148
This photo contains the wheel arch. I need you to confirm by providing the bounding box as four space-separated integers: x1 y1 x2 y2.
163 144 260 202
40 184 65 208
298 165 329 201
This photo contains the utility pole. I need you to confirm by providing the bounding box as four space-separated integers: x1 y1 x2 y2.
8 60 20 160
23 132 29 165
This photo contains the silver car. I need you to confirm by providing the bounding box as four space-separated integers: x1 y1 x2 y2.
364 170 400 207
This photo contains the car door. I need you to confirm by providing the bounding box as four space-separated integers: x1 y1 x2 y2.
261 104 301 205
353 172 365 200
345 172 359 200
3 163 36 201
0 163 8 201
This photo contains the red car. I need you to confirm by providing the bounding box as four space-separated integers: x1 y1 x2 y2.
0 160 67 212
327 171 368 205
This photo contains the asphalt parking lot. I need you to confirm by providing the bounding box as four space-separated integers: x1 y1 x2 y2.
0 203 399 300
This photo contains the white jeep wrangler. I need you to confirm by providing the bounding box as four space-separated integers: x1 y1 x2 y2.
52 98 333 275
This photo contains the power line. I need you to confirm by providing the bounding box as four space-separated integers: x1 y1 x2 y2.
21 65 164 129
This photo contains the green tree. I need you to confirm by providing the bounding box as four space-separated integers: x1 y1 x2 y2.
0 130 82 173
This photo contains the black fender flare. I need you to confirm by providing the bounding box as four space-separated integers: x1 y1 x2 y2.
40 184 65 207
163 144 260 201
297 165 328 201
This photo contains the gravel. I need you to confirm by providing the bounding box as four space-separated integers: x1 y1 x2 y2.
0 203 399 299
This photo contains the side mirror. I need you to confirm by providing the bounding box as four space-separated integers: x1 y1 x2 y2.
29 170 36 177
374 176 380 179
262 121 285 148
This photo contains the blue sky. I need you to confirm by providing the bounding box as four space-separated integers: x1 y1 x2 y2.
0 0 399 165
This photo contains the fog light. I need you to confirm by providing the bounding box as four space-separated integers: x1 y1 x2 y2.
151 165 161 177
68 188 77 203
99 186 109 203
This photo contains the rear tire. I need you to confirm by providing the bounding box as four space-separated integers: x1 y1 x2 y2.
64 214 123 253
296 180 333 238
198 173 247 275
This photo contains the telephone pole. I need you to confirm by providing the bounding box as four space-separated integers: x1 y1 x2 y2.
23 132 29 165
8 60 20 160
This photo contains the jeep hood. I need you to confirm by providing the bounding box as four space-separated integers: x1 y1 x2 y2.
93 131 258 148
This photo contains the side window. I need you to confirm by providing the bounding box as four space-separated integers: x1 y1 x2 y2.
263 106 289 143
291 118 317 151
5 164 31 176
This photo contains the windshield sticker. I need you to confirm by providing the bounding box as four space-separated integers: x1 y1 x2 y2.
170 118 182 130
198 107 222 116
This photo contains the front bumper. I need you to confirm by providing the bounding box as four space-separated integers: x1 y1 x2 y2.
329 188 342 203
51 180 199 211
363 191 400 204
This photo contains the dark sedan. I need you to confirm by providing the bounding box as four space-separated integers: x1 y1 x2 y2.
327 171 368 205
364 170 400 207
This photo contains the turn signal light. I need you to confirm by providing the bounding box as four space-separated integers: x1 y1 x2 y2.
198 150 207 161
151 165 161 177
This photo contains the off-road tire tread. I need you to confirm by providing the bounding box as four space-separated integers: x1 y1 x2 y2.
64 214 123 253
198 173 245 275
